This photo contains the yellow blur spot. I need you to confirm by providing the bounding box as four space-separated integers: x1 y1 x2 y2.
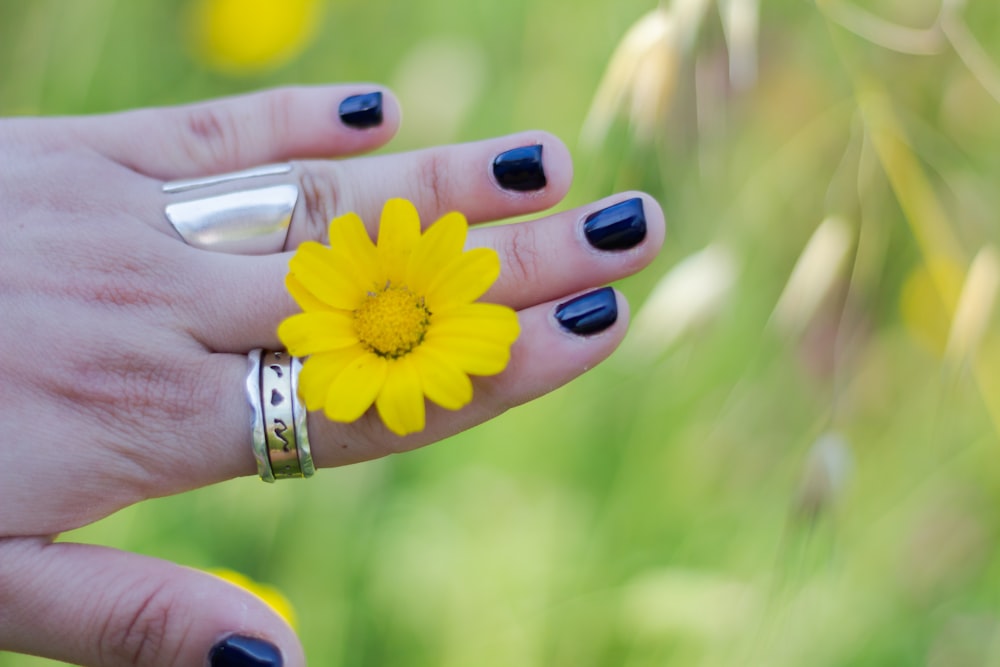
188 0 322 74
900 258 964 356
210 568 298 629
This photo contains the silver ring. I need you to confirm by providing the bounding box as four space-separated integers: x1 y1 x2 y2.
247 349 315 482
164 163 299 254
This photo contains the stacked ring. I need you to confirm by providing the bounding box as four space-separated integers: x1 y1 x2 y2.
164 164 315 482
247 349 315 482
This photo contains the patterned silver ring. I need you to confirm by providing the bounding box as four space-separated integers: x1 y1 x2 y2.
246 349 314 482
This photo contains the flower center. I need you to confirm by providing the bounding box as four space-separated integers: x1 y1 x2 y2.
353 284 431 358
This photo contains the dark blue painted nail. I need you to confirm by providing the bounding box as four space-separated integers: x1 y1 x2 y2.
584 198 647 251
339 92 383 128
555 287 618 336
492 145 547 191
210 635 283 667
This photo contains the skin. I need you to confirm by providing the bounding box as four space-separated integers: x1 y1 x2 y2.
0 84 664 667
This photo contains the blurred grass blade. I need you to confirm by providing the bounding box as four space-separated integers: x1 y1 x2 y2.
857 84 964 271
816 0 943 55
940 3 1000 105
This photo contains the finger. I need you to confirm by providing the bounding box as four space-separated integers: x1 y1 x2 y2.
0 538 303 667
280 131 573 247
70 85 400 179
313 287 632 466
150 130 573 253
186 192 661 352
199 287 629 484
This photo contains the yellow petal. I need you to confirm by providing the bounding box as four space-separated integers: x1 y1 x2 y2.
327 212 380 287
277 311 357 356
377 198 422 285
425 248 501 309
405 211 468 293
431 303 521 343
297 345 366 411
324 352 388 422
411 346 474 410
288 242 365 310
375 357 426 435
285 273 328 313
421 336 513 376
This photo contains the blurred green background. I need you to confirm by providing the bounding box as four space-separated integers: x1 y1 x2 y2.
3 0 1000 665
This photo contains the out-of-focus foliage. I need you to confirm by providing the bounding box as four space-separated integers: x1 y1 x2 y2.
2 0 1000 665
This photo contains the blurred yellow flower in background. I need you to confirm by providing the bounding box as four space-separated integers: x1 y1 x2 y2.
899 257 964 357
209 568 298 629
188 0 322 74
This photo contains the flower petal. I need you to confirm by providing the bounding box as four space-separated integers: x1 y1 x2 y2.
425 248 501 309
411 346 474 410
285 273 329 313
278 311 357 356
405 211 468 293
377 198 422 285
375 357 426 435
324 352 388 422
424 303 519 374
327 212 380 289
297 345 367 411
431 302 521 343
288 241 366 310
421 336 514 376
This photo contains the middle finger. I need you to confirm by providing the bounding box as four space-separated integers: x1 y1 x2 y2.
181 192 665 352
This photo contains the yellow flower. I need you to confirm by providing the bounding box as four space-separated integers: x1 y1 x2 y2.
187 0 322 74
209 568 297 629
278 199 520 436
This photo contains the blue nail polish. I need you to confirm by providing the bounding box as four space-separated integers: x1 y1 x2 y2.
583 198 647 251
210 635 283 667
555 287 618 336
492 145 547 191
339 92 383 128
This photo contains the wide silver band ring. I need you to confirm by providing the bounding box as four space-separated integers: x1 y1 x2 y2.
164 163 299 254
247 349 315 482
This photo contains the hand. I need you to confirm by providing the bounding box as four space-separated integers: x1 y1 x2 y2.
0 85 663 666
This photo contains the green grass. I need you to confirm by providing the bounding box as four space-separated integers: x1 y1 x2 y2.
2 0 1000 665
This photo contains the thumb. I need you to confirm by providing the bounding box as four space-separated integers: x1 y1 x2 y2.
0 537 303 667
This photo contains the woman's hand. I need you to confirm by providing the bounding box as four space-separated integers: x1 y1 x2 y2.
0 85 663 667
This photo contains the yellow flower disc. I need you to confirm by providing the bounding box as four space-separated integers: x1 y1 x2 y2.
277 198 520 436
354 286 431 358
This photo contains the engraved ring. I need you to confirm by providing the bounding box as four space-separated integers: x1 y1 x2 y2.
247 349 315 482
163 163 300 254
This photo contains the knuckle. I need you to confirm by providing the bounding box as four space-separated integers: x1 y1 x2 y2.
418 150 449 216
97 581 181 667
296 162 342 244
501 223 540 286
181 105 243 171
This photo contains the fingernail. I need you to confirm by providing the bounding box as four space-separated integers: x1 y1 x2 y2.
555 287 618 336
339 92 383 128
584 198 647 251
210 635 283 667
492 145 547 191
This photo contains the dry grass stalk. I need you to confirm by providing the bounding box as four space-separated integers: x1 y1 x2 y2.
580 7 680 147
719 0 760 90
945 246 1000 368
770 216 854 338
